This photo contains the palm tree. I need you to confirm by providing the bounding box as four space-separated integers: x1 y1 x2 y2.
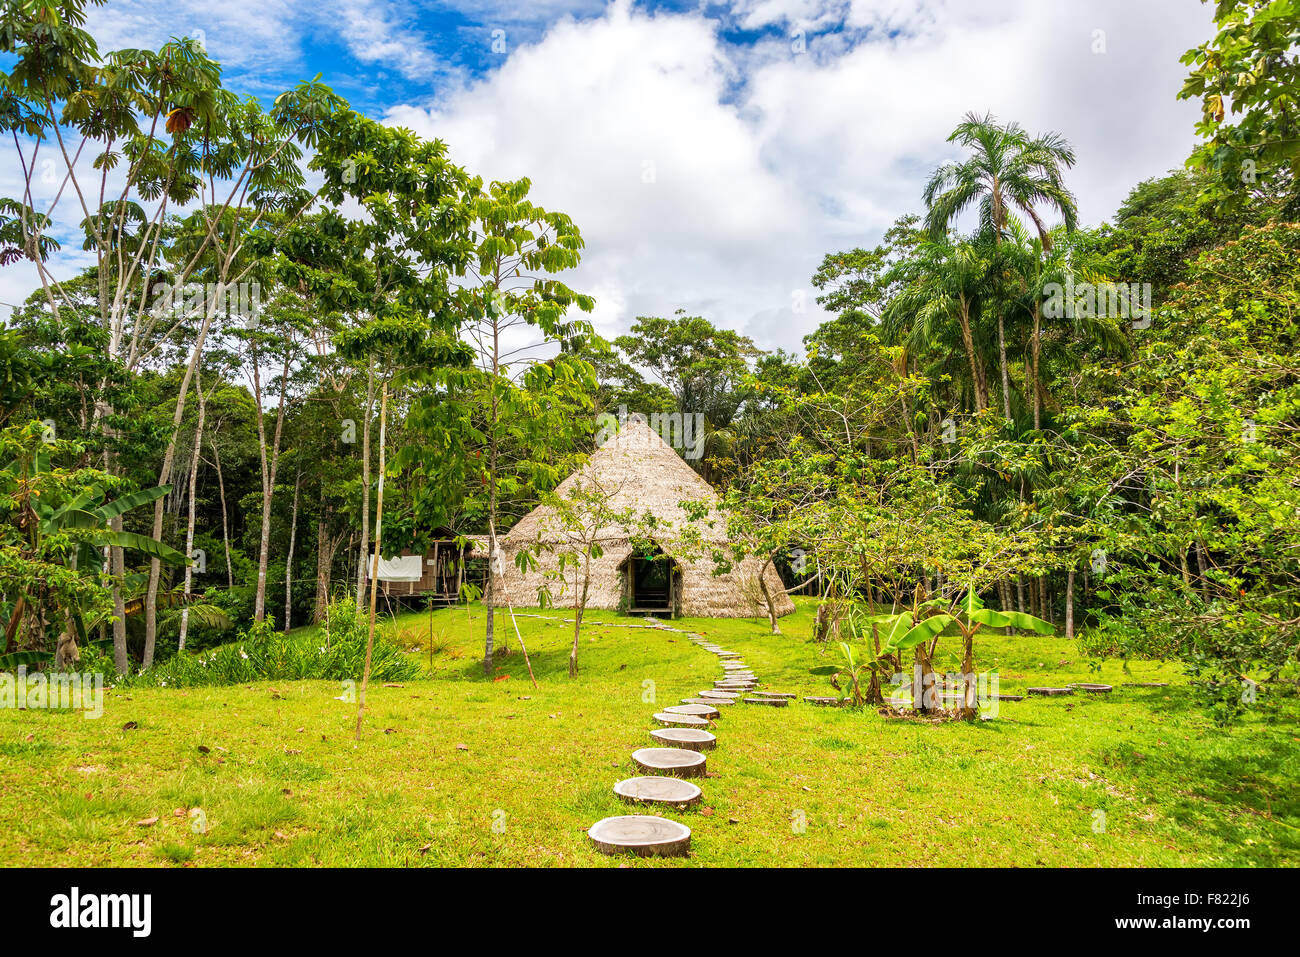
883 239 992 413
1000 221 1129 430
924 112 1079 418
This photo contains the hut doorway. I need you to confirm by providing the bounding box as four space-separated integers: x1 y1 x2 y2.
628 549 676 616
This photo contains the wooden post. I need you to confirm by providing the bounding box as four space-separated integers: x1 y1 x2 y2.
355 382 388 743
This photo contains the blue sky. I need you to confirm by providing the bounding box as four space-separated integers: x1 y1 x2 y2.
5 0 1216 351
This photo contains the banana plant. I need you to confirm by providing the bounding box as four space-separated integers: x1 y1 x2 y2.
4 436 187 669
911 584 1055 719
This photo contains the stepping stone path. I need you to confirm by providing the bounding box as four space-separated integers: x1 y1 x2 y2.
590 618 790 858
632 747 707 778
614 775 704 805
588 816 692 857
664 704 720 719
650 728 717 751
654 712 709 727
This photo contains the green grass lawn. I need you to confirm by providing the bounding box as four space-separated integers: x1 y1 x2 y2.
2 597 1297 867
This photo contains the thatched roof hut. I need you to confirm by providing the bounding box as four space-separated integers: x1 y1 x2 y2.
493 419 794 619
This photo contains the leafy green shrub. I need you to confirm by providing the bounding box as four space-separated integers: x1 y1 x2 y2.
117 598 419 688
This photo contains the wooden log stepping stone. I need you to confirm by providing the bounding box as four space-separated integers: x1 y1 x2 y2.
649 728 717 751
682 697 733 706
759 692 796 699
631 747 707 778
722 662 750 669
743 697 789 707
716 653 741 659
994 694 1025 701
1027 687 1075 696
1069 683 1113 693
700 689 740 699
613 775 703 806
664 704 720 719
804 696 841 706
1124 682 1169 688
588 815 691 857
653 712 710 727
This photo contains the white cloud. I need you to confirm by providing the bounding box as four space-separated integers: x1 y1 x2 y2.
3 0 1216 355
386 0 1212 353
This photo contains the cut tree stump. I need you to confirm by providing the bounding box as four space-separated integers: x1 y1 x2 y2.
700 689 740 699
682 697 734 706
653 712 709 727
804 696 841 706
650 728 717 751
613 776 703 806
743 697 789 707
631 747 707 778
759 692 796 699
994 694 1025 701
1124 682 1169 688
1027 687 1075 696
664 704 721 719
588 815 691 857
1069 683 1113 693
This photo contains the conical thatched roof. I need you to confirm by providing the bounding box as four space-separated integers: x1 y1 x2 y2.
504 419 727 547
495 418 794 620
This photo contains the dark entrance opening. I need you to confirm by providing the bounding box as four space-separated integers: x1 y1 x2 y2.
629 552 674 615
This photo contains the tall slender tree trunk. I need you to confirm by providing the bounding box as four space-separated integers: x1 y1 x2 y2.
356 383 388 742
178 373 207 653
253 349 292 623
284 469 302 631
997 311 1012 419
211 439 234 588
570 558 590 678
314 484 334 625
483 324 501 676
143 297 219 667
1031 303 1042 430
1065 568 1075 641
956 299 989 411
355 361 375 607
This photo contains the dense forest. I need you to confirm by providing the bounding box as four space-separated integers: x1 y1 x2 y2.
2 0 1298 725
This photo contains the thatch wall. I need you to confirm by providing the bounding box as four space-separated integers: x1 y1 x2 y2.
493 419 794 619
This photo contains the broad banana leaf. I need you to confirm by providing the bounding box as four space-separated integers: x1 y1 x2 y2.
94 485 172 523
97 530 186 566
0 650 52 668
876 613 913 652
43 508 99 534
894 614 956 651
972 608 1055 634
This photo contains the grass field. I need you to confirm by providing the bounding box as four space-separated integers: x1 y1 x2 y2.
2 598 1297 867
